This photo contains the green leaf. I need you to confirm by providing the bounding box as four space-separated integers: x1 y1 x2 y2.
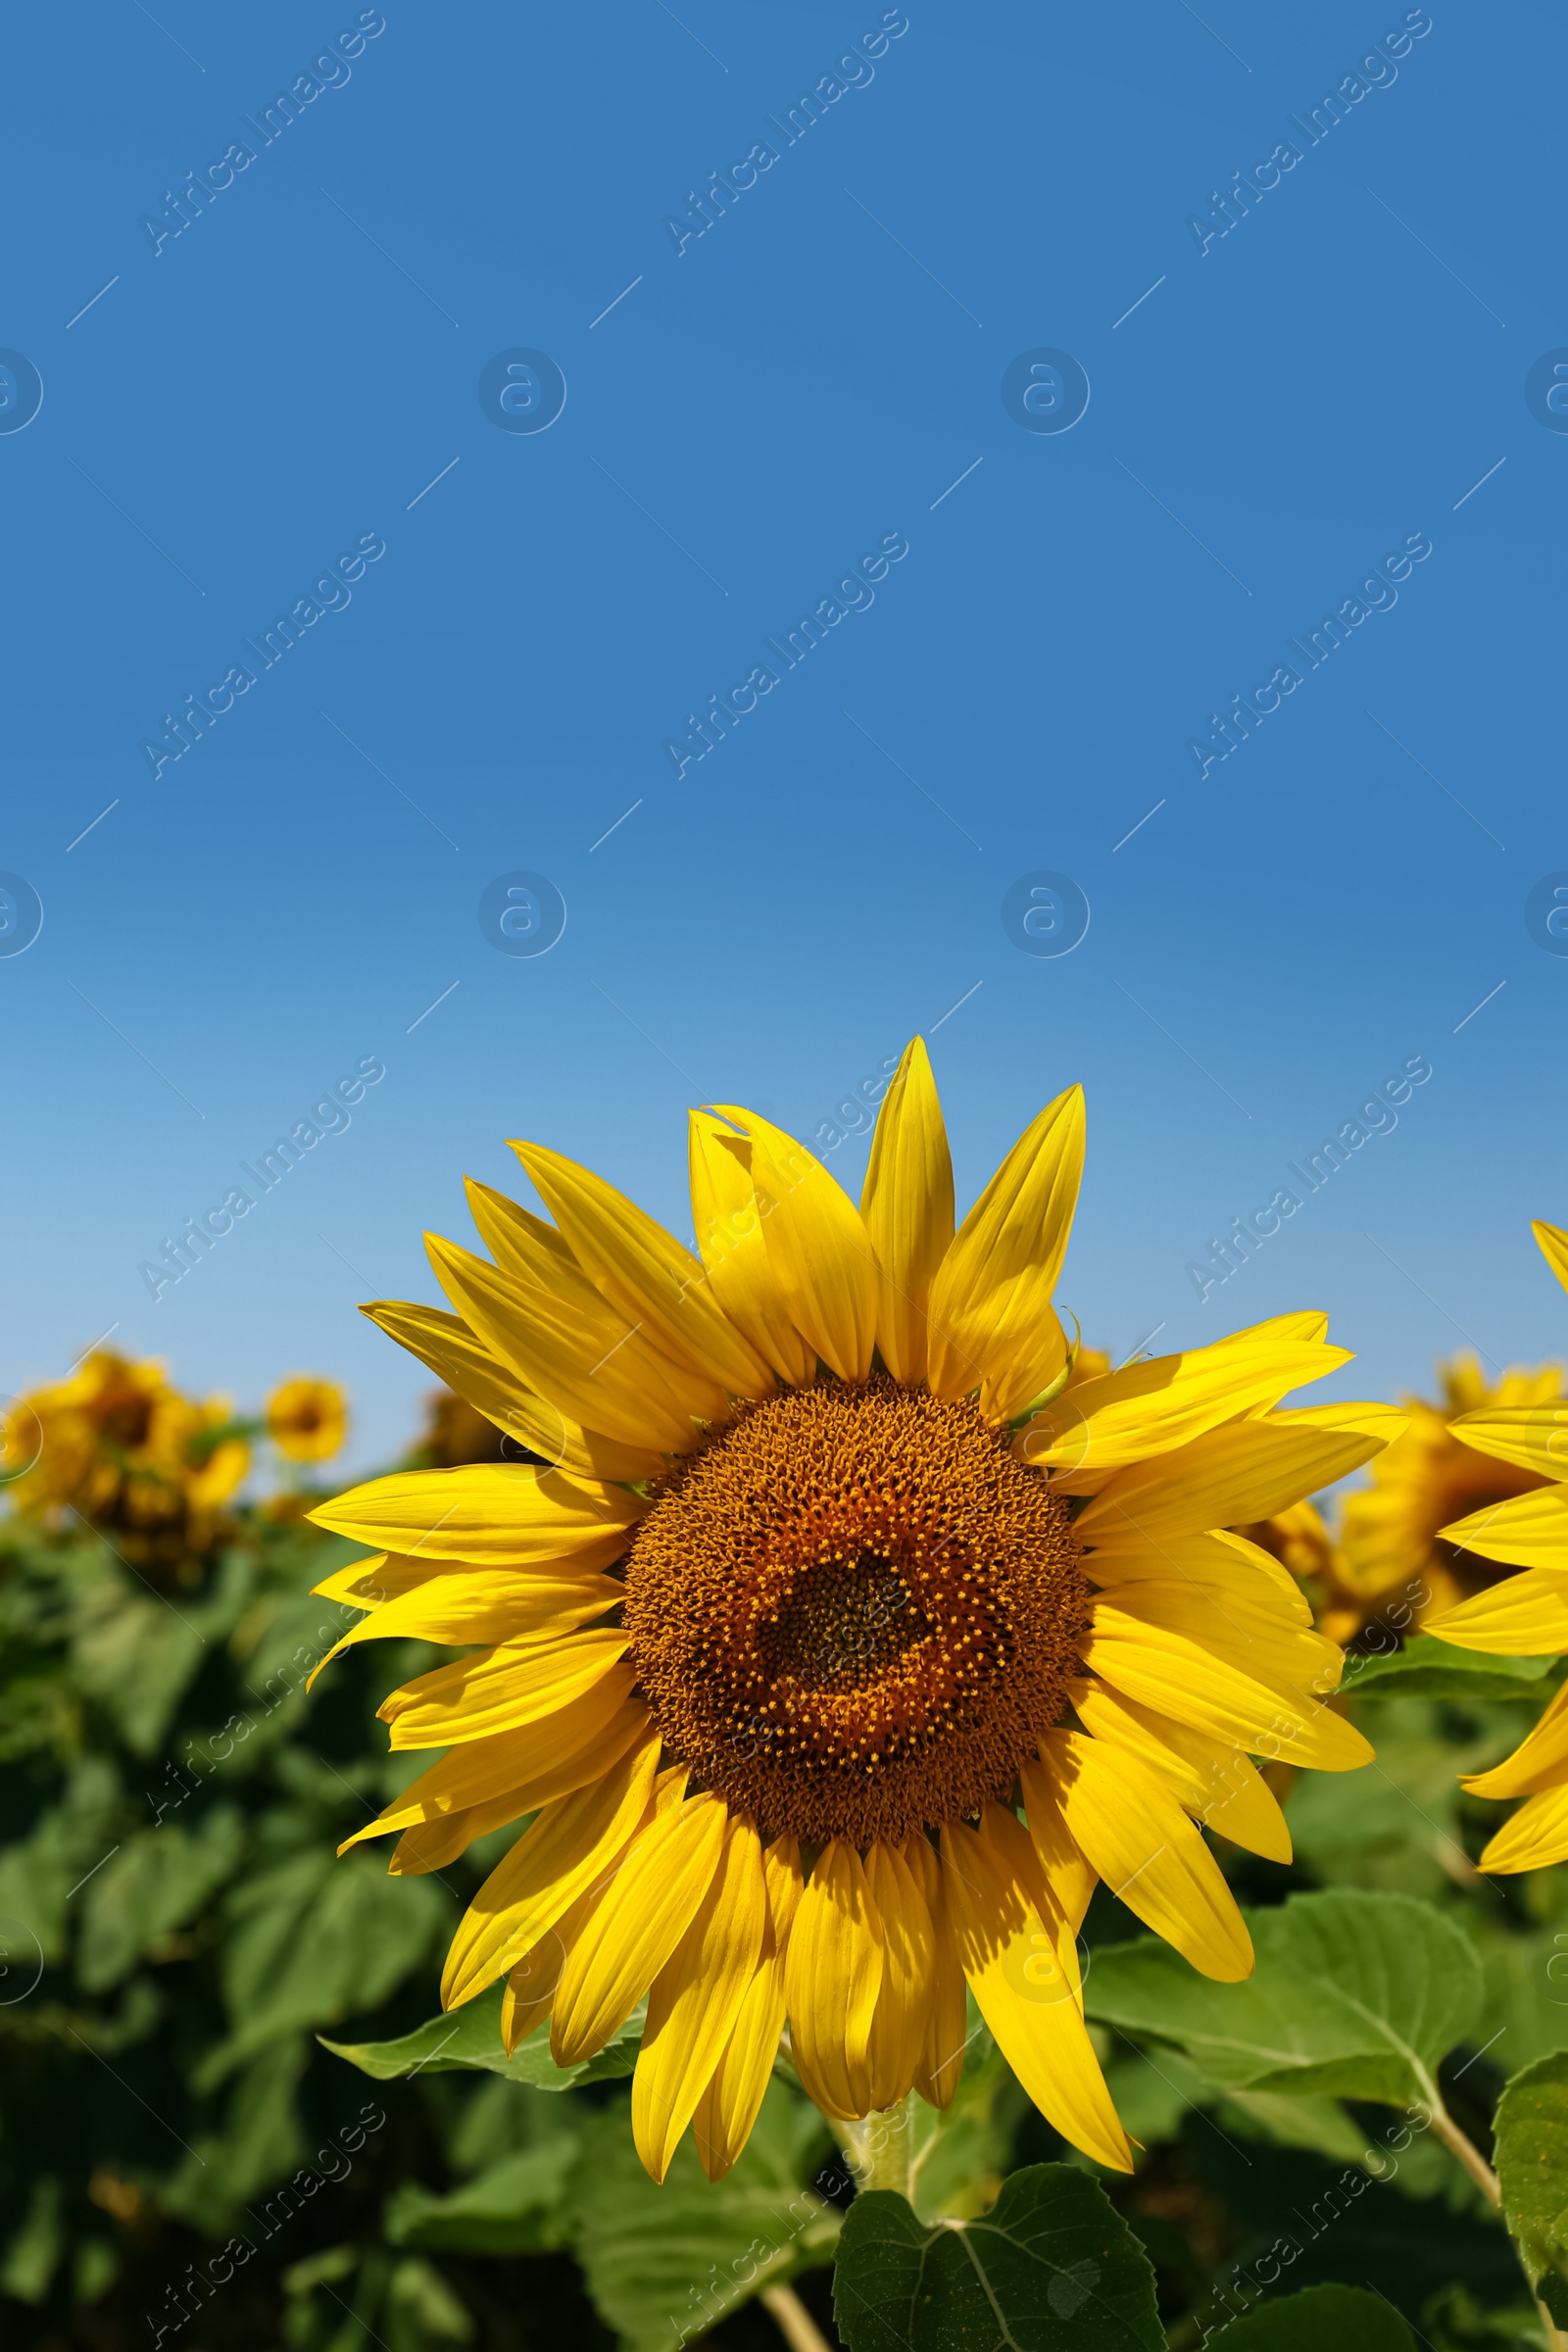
904 2013 1026 2223
76 1804 244 1991
832 2162 1161 2351
71 1575 209 1757
1207 2281 1413 2345
0 2178 65 2306
1344 1637 1558 1703
1086 1888 1481 2106
1493 2049 1568 2324
570 2080 839 2352
320 1980 643 2087
385 2138 580 2254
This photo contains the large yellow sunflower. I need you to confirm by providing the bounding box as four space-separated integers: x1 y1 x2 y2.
1425 1223 1568 1872
311 1042 1387 2181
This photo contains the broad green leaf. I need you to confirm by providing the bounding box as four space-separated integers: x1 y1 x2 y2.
71 1566 236 1757
385 2139 580 2254
571 2081 838 2352
833 2163 1161 2351
1476 1926 1568 2077
383 2255 475 2350
1208 2281 1412 2345
1345 1636 1558 1704
159 2036 311 2232
76 1804 244 1991
1494 2049 1568 2325
321 1982 643 2087
1086 1889 1481 2106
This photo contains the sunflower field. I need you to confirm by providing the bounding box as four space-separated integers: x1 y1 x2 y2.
6 1051 1568 2352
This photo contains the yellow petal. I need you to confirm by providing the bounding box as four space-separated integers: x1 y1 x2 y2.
925 1085 1083 1419
338 1680 647 1853
1480 1782 1568 1874
863 1840 936 2113
1536 1220 1568 1300
307 1568 621 1690
551 1791 729 2066
361 1297 664 1483
462 1178 575 1280
309 1463 642 1568
900 1835 967 2111
1076 1420 1383 1544
1264 1399 1410 1446
687 1115 816 1387
1019 1327 1351 1486
390 1787 553 1877
692 1836 804 2181
1047 1729 1252 1981
1069 1681 1292 1864
1090 1579 1344 1703
711 1108 878 1381
783 1839 885 2118
1464 1684 1568 1798
859 1039 955 1387
502 1881 598 2053
514 1144 774 1399
1424 1570 1568 1656
632 1813 768 2181
440 1727 662 2007
1085 1608 1372 1771
1082 1527 1312 1622
1016 1755 1098 1935
1446 1403 1568 1484
1440 1487 1568 1573
380 1628 632 1749
940 1815 1131 2173
426 1232 716 1453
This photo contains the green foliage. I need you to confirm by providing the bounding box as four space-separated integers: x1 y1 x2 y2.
832 2164 1161 2350
1206 2281 1414 2345
323 1983 643 2088
1343 1638 1559 1705
1493 2050 1568 2324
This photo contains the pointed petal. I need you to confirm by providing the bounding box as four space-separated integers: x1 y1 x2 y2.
1535 1220 1568 1299
692 1836 804 2181
710 1108 879 1381
379 1628 632 1749
361 1297 664 1482
1082 1527 1313 1621
1085 1607 1372 1770
1090 1578 1344 1702
1424 1570 1568 1656
309 1462 643 1567
783 1839 885 2118
902 1835 968 2111
859 1039 955 1387
1446 1403 1568 1484
687 1115 816 1387
1480 1782 1568 1874
1047 1730 1252 1981
863 1840 936 2113
1440 1487 1568 1573
307 1568 621 1690
440 1727 662 2007
940 1815 1131 2172
925 1084 1083 1419
1076 1420 1384 1544
514 1144 774 1398
551 1791 729 2066
1069 1681 1292 1864
632 1814 768 2180
1016 1754 1098 1935
1464 1683 1568 1798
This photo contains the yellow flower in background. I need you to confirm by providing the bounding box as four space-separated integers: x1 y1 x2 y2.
311 1041 1392 2183
1 1348 247 1575
1426 1223 1568 1872
267 1375 349 1464
1336 1351 1562 1629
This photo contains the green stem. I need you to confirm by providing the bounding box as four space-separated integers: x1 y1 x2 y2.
829 2091 917 2198
760 2281 835 2352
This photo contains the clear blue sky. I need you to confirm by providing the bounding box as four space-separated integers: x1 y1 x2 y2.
2 0 1564 1475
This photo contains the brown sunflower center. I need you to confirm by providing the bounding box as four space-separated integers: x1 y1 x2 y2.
621 1375 1090 1844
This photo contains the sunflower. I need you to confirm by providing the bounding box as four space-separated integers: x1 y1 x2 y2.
1335 1351 1562 1631
267 1375 349 1464
2 1348 248 1576
310 1042 1386 2181
1424 1223 1568 1872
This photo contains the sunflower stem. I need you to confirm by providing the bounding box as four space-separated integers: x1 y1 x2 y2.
760 2281 835 2352
830 2092 917 2199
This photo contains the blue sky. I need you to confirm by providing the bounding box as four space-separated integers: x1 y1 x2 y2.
1 0 1563 1475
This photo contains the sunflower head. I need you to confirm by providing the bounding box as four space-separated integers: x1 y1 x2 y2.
311 1040 1392 2181
267 1375 348 1465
